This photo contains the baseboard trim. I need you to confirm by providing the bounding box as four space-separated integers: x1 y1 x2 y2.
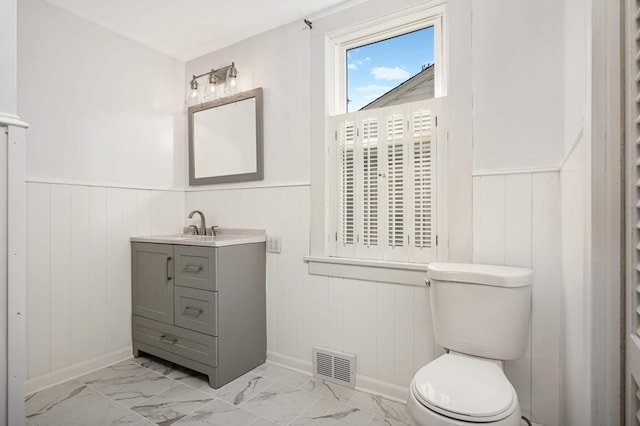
25 347 133 395
266 351 409 403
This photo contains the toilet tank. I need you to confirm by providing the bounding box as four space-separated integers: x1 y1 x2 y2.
427 263 532 361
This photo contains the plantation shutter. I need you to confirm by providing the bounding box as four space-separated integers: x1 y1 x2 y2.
409 108 436 262
329 98 442 262
384 109 408 261
360 117 381 258
627 1 640 423
335 118 357 257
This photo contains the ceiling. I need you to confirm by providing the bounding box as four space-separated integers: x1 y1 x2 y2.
44 0 356 61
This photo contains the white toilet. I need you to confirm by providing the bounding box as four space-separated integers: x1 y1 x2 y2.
407 263 533 426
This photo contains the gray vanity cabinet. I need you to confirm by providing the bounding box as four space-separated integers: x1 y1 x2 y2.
131 241 266 388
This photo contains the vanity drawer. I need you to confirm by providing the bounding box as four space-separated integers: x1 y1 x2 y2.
132 315 218 367
174 245 217 291
174 286 218 336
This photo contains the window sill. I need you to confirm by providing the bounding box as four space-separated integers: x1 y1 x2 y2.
303 256 429 287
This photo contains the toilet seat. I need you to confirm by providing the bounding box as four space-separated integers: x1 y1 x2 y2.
411 352 517 423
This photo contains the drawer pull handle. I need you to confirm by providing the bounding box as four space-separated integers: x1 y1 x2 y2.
183 306 203 317
167 257 172 281
159 334 178 345
183 265 203 273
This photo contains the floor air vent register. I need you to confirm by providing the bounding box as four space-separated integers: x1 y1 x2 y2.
312 347 357 388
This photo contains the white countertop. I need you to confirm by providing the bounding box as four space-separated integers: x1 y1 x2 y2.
131 229 266 247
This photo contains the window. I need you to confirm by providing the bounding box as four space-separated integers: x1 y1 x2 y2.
347 26 435 112
326 5 446 265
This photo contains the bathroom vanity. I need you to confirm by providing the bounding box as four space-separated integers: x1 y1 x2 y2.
130 231 266 388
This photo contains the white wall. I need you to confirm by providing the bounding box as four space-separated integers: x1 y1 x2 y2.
0 0 17 117
563 0 586 152
19 0 187 391
471 0 564 172
19 0 186 189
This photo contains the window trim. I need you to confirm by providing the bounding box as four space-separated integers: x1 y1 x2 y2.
306 2 450 284
304 255 429 287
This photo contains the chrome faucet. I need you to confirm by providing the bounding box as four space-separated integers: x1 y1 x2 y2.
187 210 206 236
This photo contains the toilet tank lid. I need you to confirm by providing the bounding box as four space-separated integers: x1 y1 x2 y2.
426 263 533 287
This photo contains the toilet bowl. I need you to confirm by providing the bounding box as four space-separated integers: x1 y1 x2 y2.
408 263 532 426
407 352 521 425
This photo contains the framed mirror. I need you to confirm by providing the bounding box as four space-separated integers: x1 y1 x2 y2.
188 87 263 185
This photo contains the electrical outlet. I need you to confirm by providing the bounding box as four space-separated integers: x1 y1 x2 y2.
267 236 281 254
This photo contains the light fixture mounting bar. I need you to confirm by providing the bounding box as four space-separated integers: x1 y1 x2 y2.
191 64 233 84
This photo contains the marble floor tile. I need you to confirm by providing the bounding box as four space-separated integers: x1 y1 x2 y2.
367 416 415 426
24 358 412 426
248 417 279 426
132 419 157 425
215 373 276 406
292 397 373 426
239 382 319 424
347 394 411 426
51 398 144 426
176 399 257 425
254 364 311 388
131 383 214 425
26 380 143 426
78 359 149 385
25 380 93 423
300 378 357 404
88 370 177 408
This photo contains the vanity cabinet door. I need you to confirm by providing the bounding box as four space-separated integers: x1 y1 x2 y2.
132 243 174 324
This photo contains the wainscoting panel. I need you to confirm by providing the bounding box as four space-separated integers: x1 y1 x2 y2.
26 182 185 387
49 184 71 372
69 185 91 365
472 171 560 426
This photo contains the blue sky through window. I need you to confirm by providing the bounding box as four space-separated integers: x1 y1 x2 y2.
347 26 435 112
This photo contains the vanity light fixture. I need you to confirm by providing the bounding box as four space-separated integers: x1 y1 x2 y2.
186 62 239 106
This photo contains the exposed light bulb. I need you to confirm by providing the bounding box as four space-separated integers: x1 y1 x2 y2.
186 77 200 106
224 62 239 95
203 71 218 101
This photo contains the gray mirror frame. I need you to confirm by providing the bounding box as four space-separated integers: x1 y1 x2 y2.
188 87 264 185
